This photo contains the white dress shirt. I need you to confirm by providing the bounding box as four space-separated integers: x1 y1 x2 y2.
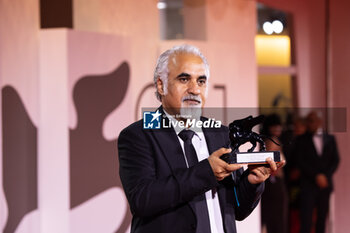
164 110 224 233
312 128 324 156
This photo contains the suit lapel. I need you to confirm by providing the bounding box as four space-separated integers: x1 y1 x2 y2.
151 106 198 217
309 132 329 157
201 117 227 153
308 133 320 157
151 106 188 172
153 112 229 224
321 133 330 156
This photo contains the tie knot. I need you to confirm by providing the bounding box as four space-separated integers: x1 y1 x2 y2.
178 129 195 142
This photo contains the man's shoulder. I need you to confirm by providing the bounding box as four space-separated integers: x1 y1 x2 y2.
119 119 145 138
324 133 337 144
324 132 335 138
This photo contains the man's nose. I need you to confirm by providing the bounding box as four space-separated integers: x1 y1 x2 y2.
187 80 200 95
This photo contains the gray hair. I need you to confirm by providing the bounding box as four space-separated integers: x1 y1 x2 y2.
153 44 210 101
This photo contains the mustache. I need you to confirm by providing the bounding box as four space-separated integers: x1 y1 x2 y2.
181 94 202 104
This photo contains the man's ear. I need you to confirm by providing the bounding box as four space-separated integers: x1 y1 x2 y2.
156 78 165 96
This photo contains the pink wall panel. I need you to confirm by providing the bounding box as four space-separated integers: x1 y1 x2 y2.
37 29 135 232
0 0 40 232
73 0 160 115
0 0 40 122
67 30 132 233
39 29 72 233
39 29 135 232
329 0 350 232
260 0 327 108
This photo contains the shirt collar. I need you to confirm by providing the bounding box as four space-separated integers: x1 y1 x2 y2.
314 128 323 136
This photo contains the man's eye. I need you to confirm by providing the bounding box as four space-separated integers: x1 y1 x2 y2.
179 77 189 83
198 79 206 85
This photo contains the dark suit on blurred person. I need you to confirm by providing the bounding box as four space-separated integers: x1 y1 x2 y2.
260 114 288 233
294 112 339 233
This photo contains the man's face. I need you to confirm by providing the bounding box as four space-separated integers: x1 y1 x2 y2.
306 112 322 134
158 53 208 117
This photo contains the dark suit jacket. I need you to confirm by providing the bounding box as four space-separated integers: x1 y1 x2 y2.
118 107 264 233
294 132 340 191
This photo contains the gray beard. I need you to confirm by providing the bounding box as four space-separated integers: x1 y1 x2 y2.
179 105 202 120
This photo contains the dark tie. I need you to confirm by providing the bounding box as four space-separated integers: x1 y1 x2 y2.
178 129 211 233
178 129 198 166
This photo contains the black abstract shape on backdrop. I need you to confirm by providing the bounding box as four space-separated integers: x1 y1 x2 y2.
70 62 131 233
2 86 38 233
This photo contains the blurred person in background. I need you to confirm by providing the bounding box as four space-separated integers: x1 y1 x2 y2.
283 117 307 233
294 111 340 233
260 114 288 233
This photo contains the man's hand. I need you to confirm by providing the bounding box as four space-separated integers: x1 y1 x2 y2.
247 158 286 184
316 173 329 189
208 148 244 181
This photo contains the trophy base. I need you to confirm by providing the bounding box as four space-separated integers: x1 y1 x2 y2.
221 151 280 164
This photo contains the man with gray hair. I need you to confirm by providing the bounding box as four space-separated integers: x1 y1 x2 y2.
118 44 282 233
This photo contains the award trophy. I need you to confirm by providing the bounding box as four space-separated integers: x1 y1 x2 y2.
221 115 281 164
